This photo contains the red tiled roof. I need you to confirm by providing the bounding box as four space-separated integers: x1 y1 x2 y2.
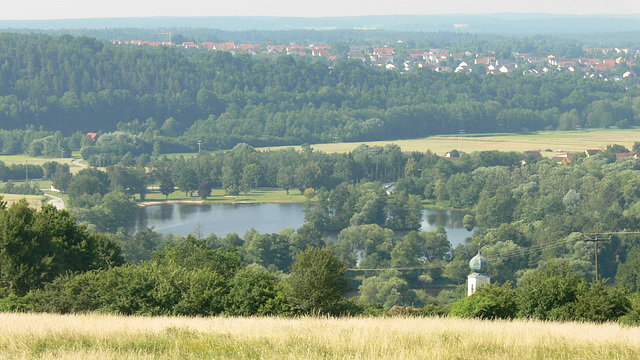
616 152 637 160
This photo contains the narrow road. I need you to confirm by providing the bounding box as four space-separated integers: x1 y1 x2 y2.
72 159 87 169
43 193 65 210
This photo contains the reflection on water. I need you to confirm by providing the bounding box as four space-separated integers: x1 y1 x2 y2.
420 209 474 248
133 204 474 247
178 203 200 218
135 203 307 239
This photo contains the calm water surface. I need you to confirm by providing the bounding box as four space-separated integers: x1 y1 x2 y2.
133 203 474 247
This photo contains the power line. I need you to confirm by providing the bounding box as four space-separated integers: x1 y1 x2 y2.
581 232 613 282
347 266 428 271
345 231 640 273
484 236 578 262
346 238 576 272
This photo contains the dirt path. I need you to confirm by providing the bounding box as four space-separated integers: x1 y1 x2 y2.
72 159 87 169
43 193 65 210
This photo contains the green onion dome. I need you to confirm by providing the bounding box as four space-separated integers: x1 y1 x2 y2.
469 251 489 274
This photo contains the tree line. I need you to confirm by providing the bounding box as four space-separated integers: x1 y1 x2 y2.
0 198 638 323
8 143 633 319
4 143 640 321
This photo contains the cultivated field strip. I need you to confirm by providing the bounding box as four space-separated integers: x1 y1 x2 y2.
263 129 640 156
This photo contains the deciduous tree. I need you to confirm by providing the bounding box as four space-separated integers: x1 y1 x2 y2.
286 247 349 315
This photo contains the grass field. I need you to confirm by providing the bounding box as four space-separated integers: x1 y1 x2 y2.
0 153 86 174
0 194 47 210
140 187 306 205
0 154 74 166
0 313 638 359
259 129 640 156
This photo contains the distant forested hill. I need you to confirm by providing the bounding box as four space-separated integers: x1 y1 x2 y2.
1 33 639 149
2 14 640 34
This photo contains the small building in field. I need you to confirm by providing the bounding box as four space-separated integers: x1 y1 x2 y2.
616 151 638 161
551 153 574 165
523 150 543 159
382 182 396 195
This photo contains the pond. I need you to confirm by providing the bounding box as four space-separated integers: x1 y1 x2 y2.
133 203 474 247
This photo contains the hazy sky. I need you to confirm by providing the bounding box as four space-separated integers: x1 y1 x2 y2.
2 0 639 20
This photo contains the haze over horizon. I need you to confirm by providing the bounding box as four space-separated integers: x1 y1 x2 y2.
2 0 639 21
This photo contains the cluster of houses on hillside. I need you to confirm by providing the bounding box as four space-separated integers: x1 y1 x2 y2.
440 148 639 165
111 39 638 80
544 149 638 164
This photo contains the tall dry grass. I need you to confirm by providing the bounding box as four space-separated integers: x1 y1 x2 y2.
0 312 638 359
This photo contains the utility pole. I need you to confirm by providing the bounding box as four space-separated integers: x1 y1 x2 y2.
458 129 465 149
25 159 28 182
197 140 202 153
582 232 613 282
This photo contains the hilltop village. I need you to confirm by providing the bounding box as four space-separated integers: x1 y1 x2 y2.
112 38 638 81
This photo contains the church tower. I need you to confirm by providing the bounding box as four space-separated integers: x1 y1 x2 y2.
468 251 490 296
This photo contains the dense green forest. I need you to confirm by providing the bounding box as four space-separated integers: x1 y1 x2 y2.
1 33 640 153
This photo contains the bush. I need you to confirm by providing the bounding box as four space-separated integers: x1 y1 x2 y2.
450 282 517 319
225 265 289 316
286 247 350 315
225 185 239 196
569 282 630 323
620 293 640 326
32 263 227 316
0 294 36 312
517 261 582 320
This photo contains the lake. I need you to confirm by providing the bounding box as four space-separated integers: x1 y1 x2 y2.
133 203 474 247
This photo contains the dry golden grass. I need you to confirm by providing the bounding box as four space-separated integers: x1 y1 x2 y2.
260 129 640 157
0 313 639 359
0 194 46 210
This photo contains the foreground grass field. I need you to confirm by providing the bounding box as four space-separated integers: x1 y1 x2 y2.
1 313 639 359
260 128 640 155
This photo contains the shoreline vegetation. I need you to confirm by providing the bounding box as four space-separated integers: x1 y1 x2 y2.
137 187 307 206
1 312 639 359
137 190 469 211
137 198 305 206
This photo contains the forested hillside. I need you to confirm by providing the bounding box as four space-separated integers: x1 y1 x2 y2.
1 33 640 150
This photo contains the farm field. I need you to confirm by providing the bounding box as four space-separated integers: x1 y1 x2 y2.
0 194 46 209
0 313 638 359
260 129 640 155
